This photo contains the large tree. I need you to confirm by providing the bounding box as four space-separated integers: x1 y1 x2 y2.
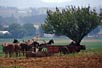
42 6 101 45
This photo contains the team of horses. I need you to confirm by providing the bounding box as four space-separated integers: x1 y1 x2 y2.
2 39 54 57
2 39 86 58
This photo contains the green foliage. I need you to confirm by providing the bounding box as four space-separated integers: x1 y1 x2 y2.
0 66 23 68
13 65 20 68
0 66 4 68
43 6 101 44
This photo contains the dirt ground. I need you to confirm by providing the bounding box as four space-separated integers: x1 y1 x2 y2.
0 53 102 68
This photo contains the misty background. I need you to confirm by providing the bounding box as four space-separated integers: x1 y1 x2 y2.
0 0 102 38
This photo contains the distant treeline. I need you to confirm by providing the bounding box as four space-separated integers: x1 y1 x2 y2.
0 23 44 38
0 14 46 25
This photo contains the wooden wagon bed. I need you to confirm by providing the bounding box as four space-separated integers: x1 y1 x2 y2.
26 45 86 57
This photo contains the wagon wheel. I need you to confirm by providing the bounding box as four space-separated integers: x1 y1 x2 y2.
41 47 48 52
40 47 51 56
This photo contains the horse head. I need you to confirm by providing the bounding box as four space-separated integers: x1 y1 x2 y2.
79 45 86 50
47 39 54 45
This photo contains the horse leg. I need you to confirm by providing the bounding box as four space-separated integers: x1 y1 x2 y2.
60 47 69 54
23 50 25 56
16 50 21 57
14 52 17 57
4 52 8 58
18 50 21 57
38 47 43 52
32 47 36 52
21 48 25 56
59 47 63 56
16 50 20 57
17 52 19 57
9 52 13 57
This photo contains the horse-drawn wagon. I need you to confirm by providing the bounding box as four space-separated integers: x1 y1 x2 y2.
26 44 86 58
2 39 86 58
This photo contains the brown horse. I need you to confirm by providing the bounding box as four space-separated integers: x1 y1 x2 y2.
13 43 21 57
2 43 14 57
2 42 20 57
20 42 32 56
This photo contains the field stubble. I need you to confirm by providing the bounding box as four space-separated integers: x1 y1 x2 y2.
0 51 102 68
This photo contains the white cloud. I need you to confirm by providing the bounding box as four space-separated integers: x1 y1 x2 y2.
42 0 72 3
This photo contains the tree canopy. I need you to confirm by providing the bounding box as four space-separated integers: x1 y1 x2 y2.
42 6 101 45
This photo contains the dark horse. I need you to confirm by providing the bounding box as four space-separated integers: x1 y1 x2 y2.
25 40 54 58
20 42 28 56
59 41 86 54
20 40 40 56
38 39 54 51
31 41 40 52
47 39 54 45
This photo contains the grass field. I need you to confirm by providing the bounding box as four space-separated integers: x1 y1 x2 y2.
0 37 102 47
0 37 102 52
0 37 102 48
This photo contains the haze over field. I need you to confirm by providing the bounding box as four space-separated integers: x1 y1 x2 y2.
0 0 102 24
0 0 102 38
0 0 102 8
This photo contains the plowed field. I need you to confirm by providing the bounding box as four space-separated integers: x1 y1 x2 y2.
0 52 102 68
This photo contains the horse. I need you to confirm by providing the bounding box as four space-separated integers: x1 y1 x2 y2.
20 42 28 56
59 44 86 54
47 39 54 45
45 43 86 55
38 39 54 52
19 39 41 56
13 43 21 57
20 40 33 56
2 43 13 57
2 42 20 57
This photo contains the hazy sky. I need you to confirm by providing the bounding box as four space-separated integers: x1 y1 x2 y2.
0 0 102 8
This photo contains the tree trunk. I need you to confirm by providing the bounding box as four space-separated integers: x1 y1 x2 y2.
74 39 82 46
67 36 83 46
